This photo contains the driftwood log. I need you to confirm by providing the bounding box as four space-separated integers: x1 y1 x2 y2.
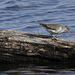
0 29 75 63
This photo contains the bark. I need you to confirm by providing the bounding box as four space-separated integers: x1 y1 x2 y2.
0 29 75 63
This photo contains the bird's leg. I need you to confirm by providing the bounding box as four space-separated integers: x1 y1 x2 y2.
55 34 58 37
51 34 57 41
50 33 53 38
50 33 57 41
52 36 57 41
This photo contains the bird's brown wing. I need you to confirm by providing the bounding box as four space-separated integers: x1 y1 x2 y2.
45 24 61 30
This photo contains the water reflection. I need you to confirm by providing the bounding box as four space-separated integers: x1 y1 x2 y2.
0 62 75 75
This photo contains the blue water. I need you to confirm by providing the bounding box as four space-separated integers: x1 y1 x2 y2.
0 63 75 75
0 0 75 40
0 0 75 75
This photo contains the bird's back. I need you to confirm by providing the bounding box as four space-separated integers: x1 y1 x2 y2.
40 23 62 30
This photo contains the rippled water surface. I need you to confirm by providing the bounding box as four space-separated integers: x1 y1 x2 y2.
0 0 75 40
0 62 75 75
0 0 75 75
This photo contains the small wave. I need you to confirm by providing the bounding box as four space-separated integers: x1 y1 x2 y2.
5 0 16 4
67 8 75 12
25 25 39 29
37 19 57 23
4 5 21 11
56 5 68 9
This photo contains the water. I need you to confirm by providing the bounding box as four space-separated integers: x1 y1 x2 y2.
0 0 75 40
0 0 75 75
0 62 75 75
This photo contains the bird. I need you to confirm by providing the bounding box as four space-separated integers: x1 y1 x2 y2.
40 23 71 36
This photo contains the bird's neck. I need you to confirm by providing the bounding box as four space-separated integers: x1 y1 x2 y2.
62 26 67 31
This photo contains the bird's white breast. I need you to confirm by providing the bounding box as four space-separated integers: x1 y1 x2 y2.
46 27 65 34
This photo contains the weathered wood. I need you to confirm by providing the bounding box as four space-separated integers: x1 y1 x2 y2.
0 29 75 63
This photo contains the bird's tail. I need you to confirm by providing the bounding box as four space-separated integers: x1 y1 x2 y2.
40 23 46 26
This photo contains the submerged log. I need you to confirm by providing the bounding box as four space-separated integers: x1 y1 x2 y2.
0 29 75 63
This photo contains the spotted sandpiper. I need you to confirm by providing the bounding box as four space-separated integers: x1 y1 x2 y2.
40 23 71 36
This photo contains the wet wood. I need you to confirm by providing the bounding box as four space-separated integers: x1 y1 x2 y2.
0 29 75 63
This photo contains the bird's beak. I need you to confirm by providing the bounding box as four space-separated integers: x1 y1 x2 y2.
67 29 71 36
